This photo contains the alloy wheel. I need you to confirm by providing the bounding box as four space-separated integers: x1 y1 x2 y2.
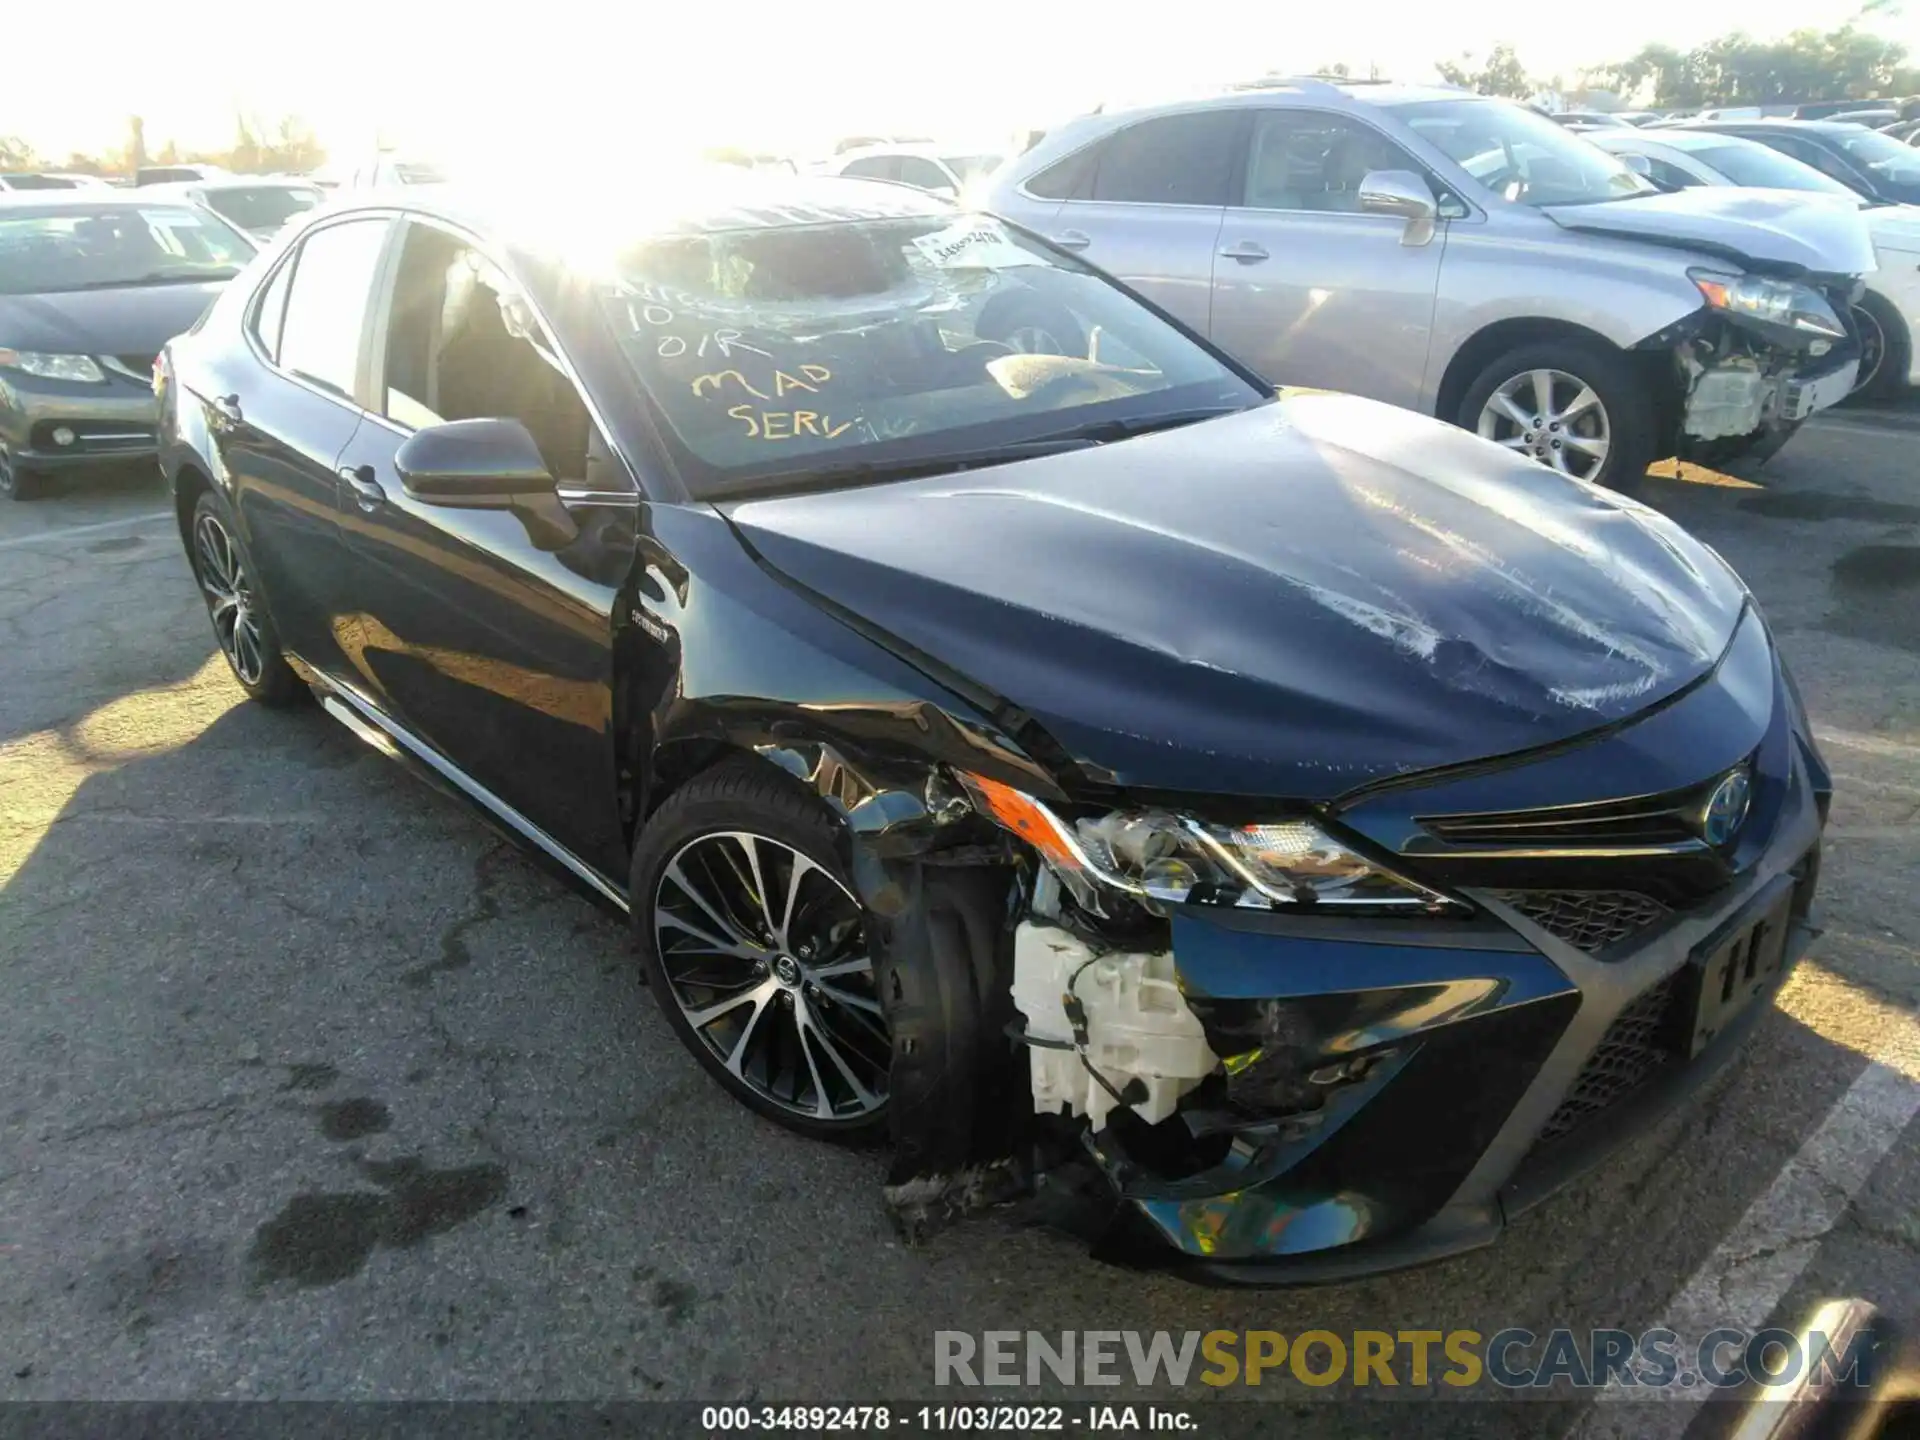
193 511 267 687
653 830 888 1124
0 445 14 496
1476 368 1612 483
1850 304 1887 395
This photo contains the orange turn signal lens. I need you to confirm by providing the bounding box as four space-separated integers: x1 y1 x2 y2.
957 772 1085 873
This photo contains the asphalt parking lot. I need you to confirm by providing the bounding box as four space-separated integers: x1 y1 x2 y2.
2 412 1917 1435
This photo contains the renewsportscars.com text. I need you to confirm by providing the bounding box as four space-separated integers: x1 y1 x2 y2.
933 1327 1878 1392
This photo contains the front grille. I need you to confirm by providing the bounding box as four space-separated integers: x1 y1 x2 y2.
1491 890 1671 953
1534 973 1684 1149
1419 781 1715 849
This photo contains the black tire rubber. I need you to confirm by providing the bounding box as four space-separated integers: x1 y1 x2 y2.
975 292 1087 359
630 758 887 1143
1845 291 1910 404
1457 338 1658 492
0 444 48 501
188 488 304 706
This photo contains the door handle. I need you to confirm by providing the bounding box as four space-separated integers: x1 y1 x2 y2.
1218 241 1270 263
1048 229 1092 251
339 464 386 511
212 393 243 424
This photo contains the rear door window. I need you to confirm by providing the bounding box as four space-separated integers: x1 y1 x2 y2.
1090 112 1242 206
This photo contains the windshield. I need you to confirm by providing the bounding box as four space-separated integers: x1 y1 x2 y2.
2 174 81 190
1389 98 1659 206
204 185 323 231
1667 137 1859 197
1833 128 1920 184
599 212 1261 496
0 205 253 295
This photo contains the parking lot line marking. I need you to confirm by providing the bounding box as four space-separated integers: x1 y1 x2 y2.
1568 1001 1920 1440
0 510 174 553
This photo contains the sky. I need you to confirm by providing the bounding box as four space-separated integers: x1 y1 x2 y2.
6 0 1916 170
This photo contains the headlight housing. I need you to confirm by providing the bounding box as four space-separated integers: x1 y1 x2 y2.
1689 269 1848 347
958 772 1459 914
0 349 107 383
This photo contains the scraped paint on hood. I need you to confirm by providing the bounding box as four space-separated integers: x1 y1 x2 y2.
725 395 1750 800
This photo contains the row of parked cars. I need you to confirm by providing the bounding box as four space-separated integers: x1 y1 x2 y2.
2 78 1915 502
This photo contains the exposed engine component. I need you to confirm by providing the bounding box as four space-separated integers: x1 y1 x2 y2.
1010 923 1218 1131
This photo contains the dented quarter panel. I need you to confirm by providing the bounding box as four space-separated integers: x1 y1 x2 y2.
727 395 1748 801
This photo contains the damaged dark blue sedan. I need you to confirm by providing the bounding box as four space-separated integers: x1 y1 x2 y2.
156 172 1828 1282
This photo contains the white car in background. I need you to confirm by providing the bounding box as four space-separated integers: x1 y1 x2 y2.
822 145 1006 200
136 178 326 243
1590 127 1920 399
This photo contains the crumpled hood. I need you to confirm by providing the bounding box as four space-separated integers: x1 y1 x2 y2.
0 283 224 359
1541 187 1877 276
725 395 1751 800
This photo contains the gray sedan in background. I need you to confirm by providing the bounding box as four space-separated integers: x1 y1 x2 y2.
986 79 1875 488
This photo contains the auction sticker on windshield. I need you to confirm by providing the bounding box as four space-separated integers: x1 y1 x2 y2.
910 218 1041 270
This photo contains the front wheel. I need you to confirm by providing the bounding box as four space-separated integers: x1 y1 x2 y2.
0 443 48 501
1458 340 1655 491
187 489 302 705
632 760 890 1141
1845 291 1910 403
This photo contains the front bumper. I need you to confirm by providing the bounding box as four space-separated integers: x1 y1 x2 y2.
0 369 161 469
1083 627 1827 1282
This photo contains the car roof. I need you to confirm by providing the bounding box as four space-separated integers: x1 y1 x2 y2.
311 171 955 253
0 189 207 213
1682 118 1861 137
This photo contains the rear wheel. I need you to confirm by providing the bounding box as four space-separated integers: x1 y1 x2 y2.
187 489 302 705
1459 340 1655 491
0 443 48 501
632 761 890 1141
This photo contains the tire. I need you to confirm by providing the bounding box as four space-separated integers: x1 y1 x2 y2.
631 759 890 1142
0 442 49 501
1845 291 1910 403
1457 339 1656 492
976 292 1087 359
186 489 303 706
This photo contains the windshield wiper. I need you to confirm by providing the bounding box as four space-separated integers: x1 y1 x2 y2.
1026 405 1246 445
728 436 1106 496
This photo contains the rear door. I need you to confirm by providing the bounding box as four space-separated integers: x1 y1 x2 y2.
1041 109 1244 334
328 216 633 878
203 214 392 671
1208 110 1445 406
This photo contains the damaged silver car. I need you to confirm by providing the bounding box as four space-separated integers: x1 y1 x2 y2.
986 79 1875 487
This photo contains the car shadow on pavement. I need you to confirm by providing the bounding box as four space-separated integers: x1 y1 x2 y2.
0 684 1904 1416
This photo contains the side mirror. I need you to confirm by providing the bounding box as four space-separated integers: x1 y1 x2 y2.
393 417 577 550
1358 169 1439 220
1620 152 1654 176
1358 169 1440 246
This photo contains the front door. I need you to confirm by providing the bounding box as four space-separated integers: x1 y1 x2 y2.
330 219 635 878
1208 110 1446 408
208 214 393 672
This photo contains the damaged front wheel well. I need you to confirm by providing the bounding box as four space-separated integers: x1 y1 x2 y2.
1437 318 1661 425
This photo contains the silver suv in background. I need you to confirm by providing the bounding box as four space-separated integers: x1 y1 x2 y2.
986 79 1875 488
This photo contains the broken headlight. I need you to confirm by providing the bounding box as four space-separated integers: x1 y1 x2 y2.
1689 269 1847 348
958 772 1458 914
